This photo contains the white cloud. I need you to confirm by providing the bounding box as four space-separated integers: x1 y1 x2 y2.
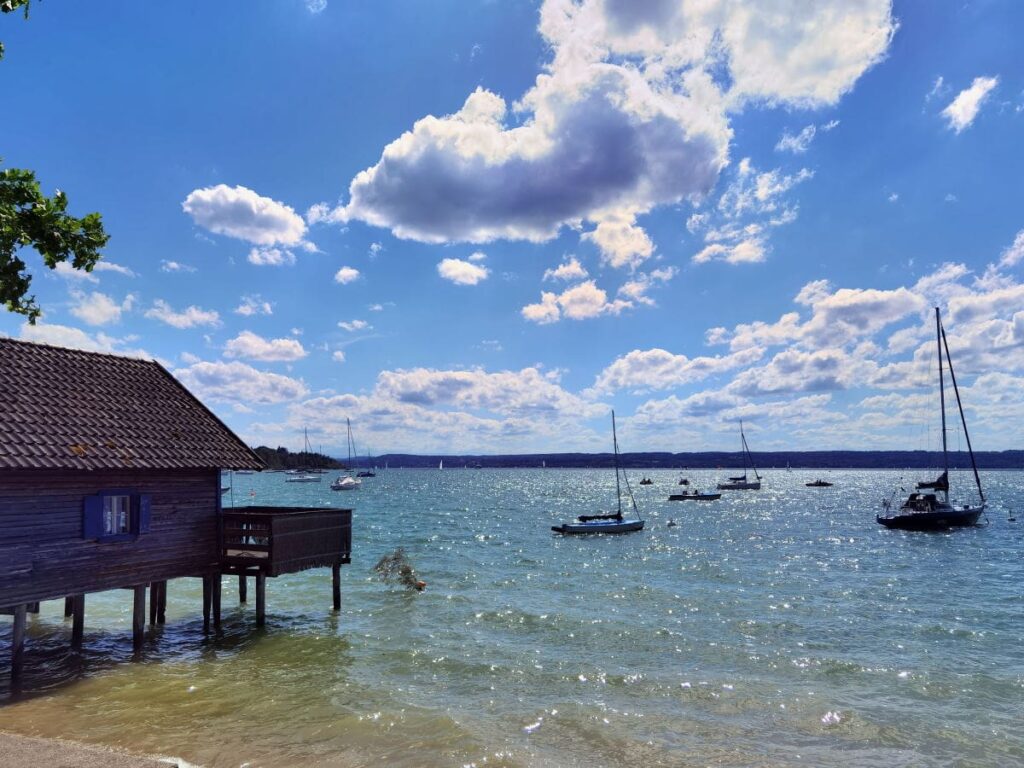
338 319 370 332
437 257 490 285
69 291 133 326
590 346 764 395
332 350 346 363
692 238 765 265
999 230 1024 268
334 266 360 284
368 303 385 312
775 124 816 153
887 192 899 203
248 247 296 266
16 322 151 358
369 242 384 258
581 211 654 270
182 184 307 246
144 299 221 329
235 295 274 316
468 251 486 262
543 257 589 282
160 260 196 273
942 76 998 133
305 0 326 14
174 360 308 404
93 261 136 277
52 261 99 283
224 331 307 362
522 280 631 324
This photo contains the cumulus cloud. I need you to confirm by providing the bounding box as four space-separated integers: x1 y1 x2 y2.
438 257 490 285
174 360 308 405
309 1 892 267
17 322 152 359
334 266 360 284
692 238 765 265
999 230 1024 268
775 124 817 153
69 291 133 326
235 295 274 316
590 346 764 394
338 319 370 332
942 76 998 133
182 184 308 246
332 350 346 363
224 331 307 362
93 261 136 277
305 0 326 13
543 257 589 282
160 260 197 273
248 247 296 267
522 280 631 324
144 299 221 329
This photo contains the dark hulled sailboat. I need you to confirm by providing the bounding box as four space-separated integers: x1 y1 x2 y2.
877 307 985 531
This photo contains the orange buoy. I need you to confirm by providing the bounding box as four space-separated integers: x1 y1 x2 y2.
415 581 427 591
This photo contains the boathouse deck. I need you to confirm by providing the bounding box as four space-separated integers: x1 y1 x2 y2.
220 507 352 577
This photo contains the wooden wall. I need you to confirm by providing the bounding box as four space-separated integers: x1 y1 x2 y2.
0 468 220 606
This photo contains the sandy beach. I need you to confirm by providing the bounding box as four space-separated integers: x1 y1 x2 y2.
0 732 188 768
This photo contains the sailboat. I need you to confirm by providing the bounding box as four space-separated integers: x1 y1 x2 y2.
330 419 362 491
439 459 443 470
717 420 762 490
877 307 985 530
285 428 322 482
551 411 644 534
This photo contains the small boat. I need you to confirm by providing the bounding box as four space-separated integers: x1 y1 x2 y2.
639 477 653 485
221 485 231 494
678 478 690 486
877 308 985 531
717 420 762 490
356 470 376 478
285 474 321 483
331 475 360 491
439 459 443 470
668 489 721 501
806 479 833 487
552 411 644 535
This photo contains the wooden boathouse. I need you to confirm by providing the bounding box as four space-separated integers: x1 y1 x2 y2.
0 338 351 682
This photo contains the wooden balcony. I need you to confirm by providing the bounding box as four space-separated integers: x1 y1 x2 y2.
219 507 352 577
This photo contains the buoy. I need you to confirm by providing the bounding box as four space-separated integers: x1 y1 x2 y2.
667 520 678 527
415 581 427 591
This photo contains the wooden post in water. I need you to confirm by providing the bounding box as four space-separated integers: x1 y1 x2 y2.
157 581 167 625
64 596 74 618
255 572 266 627
149 582 158 625
332 563 341 611
238 574 247 604
212 575 222 631
202 576 212 633
11 604 26 683
27 602 39 614
71 594 85 649
132 585 146 652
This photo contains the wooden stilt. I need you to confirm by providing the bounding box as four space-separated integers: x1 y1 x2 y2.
27 602 40 615
132 585 146 651
149 582 158 625
332 563 341 611
238 573 247 604
202 576 211 633
255 572 266 628
71 594 85 649
64 596 74 618
157 581 167 625
212 574 222 631
11 604 26 682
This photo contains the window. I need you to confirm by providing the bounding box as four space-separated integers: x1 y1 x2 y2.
103 495 132 536
83 491 152 541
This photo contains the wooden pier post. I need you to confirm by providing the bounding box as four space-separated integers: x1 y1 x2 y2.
71 594 85 649
202 577 212 633
11 604 26 683
64 596 74 618
157 581 167 625
238 574 247 604
255 572 266 628
212 575 222 631
27 602 39 614
132 585 146 651
332 563 341 611
149 582 158 625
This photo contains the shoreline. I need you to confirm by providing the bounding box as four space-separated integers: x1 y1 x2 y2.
0 731 194 768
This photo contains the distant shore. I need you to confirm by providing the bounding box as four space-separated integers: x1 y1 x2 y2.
0 732 190 768
346 450 1024 470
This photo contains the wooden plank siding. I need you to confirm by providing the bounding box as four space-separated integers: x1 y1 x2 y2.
0 468 220 607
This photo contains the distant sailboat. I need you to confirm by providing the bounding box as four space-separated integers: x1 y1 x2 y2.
331 419 362 491
717 420 762 490
877 307 985 530
439 459 443 470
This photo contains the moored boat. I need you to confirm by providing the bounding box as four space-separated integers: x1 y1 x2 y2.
877 308 986 531
717 421 762 491
805 479 833 487
668 489 721 501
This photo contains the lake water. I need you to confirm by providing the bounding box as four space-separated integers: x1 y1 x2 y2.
1 469 1022 767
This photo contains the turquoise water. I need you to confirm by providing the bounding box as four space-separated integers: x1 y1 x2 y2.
2 469 1023 767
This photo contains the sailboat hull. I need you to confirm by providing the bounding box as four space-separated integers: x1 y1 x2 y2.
717 481 761 490
876 506 983 531
551 519 645 535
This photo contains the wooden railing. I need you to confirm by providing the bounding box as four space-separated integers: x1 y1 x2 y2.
219 507 351 577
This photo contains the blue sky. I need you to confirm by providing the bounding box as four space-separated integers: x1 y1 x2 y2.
3 0 1023 455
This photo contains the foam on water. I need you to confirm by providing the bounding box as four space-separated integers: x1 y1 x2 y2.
1 468 1023 766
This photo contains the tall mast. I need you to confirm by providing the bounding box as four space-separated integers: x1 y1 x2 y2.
612 410 622 516
940 317 985 504
936 307 949 500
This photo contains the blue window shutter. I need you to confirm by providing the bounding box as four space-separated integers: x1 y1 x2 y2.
138 494 152 533
83 495 104 540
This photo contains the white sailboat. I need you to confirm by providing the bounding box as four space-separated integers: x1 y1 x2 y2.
285 428 322 482
717 420 762 490
331 419 362 491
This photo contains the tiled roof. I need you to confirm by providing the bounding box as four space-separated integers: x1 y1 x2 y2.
0 338 264 471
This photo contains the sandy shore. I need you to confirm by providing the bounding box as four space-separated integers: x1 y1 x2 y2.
0 732 192 768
